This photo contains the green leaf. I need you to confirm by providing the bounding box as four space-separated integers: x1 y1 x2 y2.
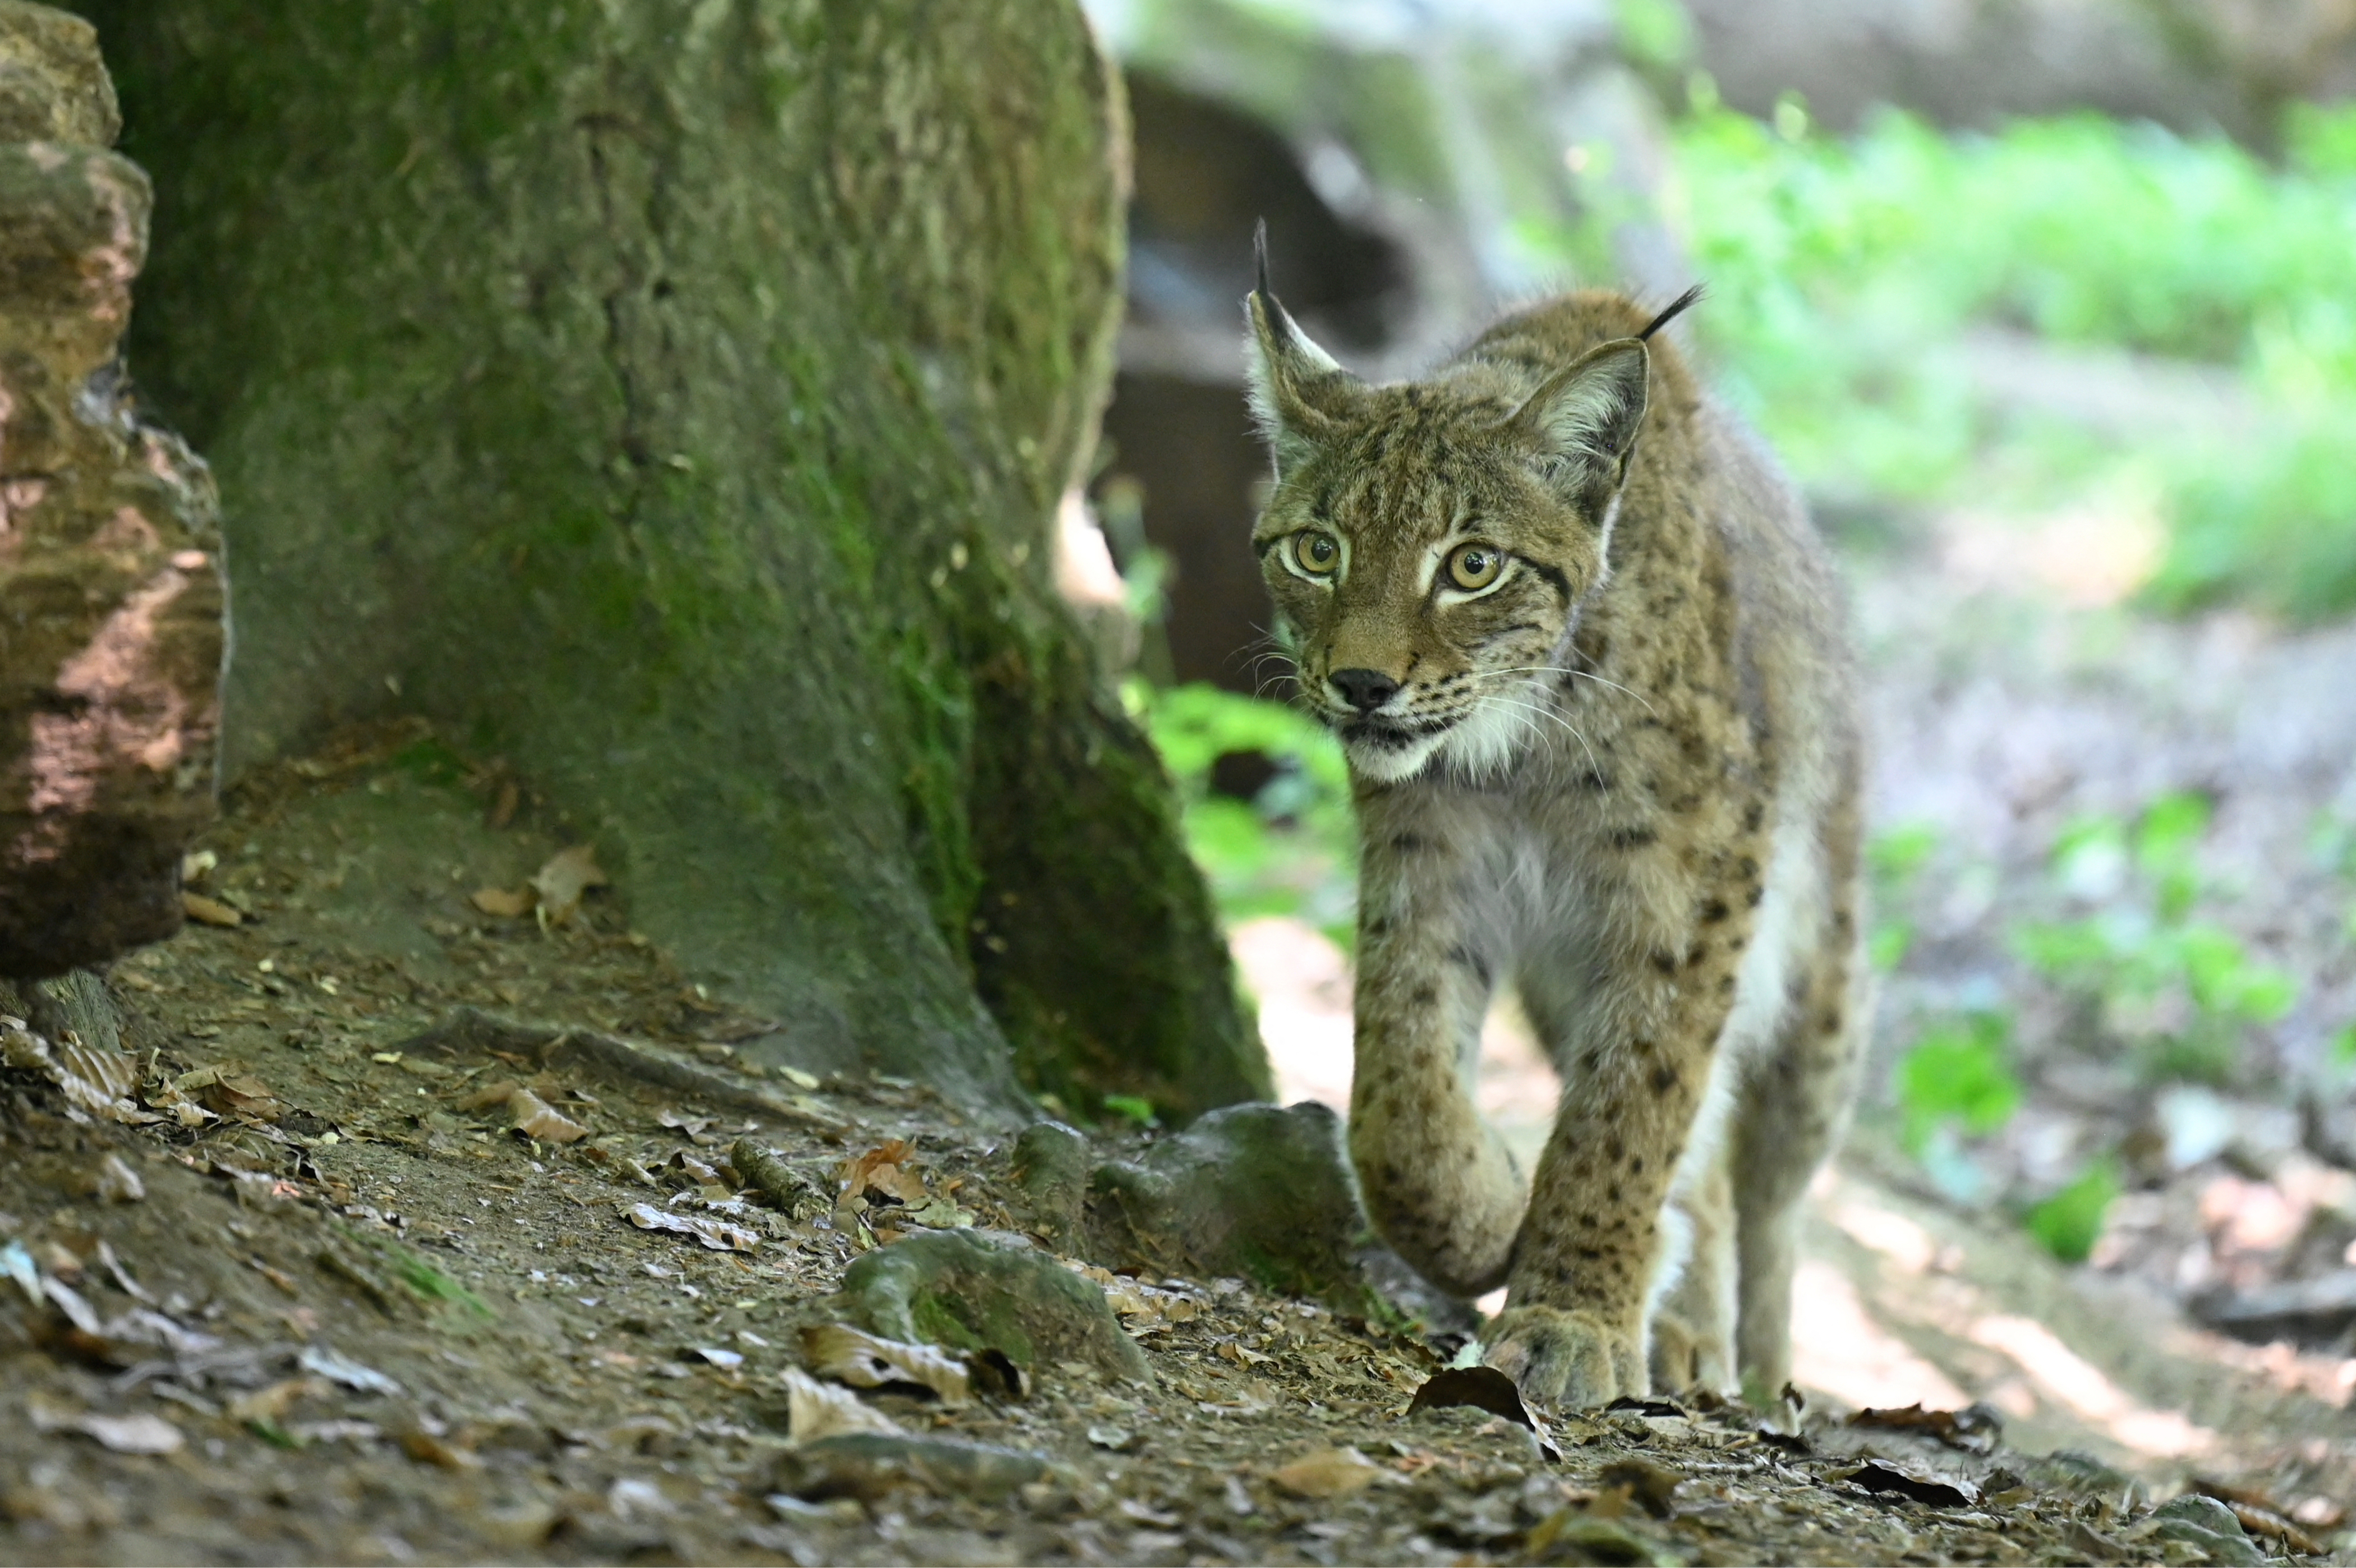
1142 683 1358 934
1612 0 1694 71
1895 1013 2021 1156
1869 921 1913 972
1867 822 1940 886
2136 791 2211 919
2010 918 2114 980
2134 790 2211 870
2174 923 2297 1022
1100 1094 1158 1129
2026 1160 2119 1264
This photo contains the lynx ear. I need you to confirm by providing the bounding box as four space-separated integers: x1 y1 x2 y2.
1244 220 1363 475
1502 338 1651 507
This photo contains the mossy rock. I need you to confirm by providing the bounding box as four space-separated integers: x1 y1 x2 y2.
1005 1119 1090 1248
772 1432 1045 1503
1084 1100 1472 1332
839 1227 1148 1385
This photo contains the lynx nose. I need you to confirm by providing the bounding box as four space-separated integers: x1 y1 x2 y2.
1328 667 1400 713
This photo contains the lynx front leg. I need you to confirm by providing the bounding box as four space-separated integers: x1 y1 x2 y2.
1485 1036 1710 1405
1347 829 1525 1298
1493 888 1754 1408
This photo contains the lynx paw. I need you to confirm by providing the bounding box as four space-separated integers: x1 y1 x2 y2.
1484 1305 1644 1410
1647 1309 1734 1397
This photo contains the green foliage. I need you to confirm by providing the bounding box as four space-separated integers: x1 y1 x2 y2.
1866 821 1940 971
2134 790 2210 920
2291 100 2356 178
1663 100 2356 616
388 737 470 790
2026 1159 2119 1264
389 1247 494 1320
1101 1093 1160 1129
1613 0 1694 73
2013 793 2294 1084
1868 821 1941 882
1136 682 1358 944
1895 1011 2021 1157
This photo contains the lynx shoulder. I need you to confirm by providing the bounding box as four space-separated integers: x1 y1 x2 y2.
1245 254 1867 1407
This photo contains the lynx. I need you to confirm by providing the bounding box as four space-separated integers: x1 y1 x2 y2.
1245 241 1867 1408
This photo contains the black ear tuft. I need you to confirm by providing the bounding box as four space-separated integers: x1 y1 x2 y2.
1243 221 1363 472
1639 283 1705 342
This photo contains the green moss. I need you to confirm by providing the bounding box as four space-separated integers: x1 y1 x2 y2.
387 738 468 791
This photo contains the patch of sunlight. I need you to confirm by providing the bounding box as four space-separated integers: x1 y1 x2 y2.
1938 493 2165 608
1231 915 1353 1111
1790 1258 1972 1411
1826 1194 1946 1276
1966 1314 2216 1458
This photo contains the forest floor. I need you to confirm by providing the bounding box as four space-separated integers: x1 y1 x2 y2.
5 553 2356 1564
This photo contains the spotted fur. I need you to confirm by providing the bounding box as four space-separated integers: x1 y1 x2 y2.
1245 273 1867 1408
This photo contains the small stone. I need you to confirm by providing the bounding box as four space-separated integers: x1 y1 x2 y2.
838 1227 1148 1384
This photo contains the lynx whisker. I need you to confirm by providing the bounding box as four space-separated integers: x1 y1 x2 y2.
1483 691 1600 778
1470 664 1659 717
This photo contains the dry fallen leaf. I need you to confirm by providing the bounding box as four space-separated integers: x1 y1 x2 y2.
1597 1457 1687 1519
531 844 607 927
298 1345 403 1397
623 1202 758 1252
457 1079 523 1112
1272 1446 1385 1499
800 1324 972 1407
1848 1402 2003 1454
227 1378 323 1424
470 886 534 918
782 1367 904 1442
203 1073 282 1123
1407 1364 1555 1461
840 1139 927 1205
181 891 242 927
2 1019 145 1121
1065 1262 1205 1330
95 1153 145 1203
506 1088 589 1144
29 1397 185 1456
1836 1460 1981 1509
399 1429 485 1470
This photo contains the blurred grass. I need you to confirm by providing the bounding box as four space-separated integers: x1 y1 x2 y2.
1664 93 2356 618
1131 680 1358 947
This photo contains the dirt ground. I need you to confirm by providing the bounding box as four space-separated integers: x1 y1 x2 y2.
4 578 2356 1564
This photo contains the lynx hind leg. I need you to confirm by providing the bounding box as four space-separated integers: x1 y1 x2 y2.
1731 921 1869 1403
1649 1153 1737 1396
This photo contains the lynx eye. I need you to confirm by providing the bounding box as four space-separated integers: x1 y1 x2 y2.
1290 530 1341 577
1447 542 1505 591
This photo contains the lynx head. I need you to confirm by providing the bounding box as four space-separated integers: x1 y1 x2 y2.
1245 240 1688 784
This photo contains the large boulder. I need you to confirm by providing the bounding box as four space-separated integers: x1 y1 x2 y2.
0 1 220 978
